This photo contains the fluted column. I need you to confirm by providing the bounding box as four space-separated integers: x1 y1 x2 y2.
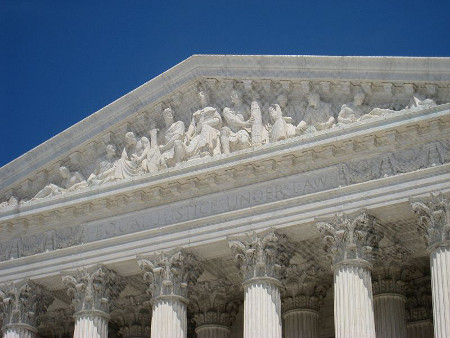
190 281 239 338
0 281 53 338
62 266 122 338
229 231 294 338
281 263 328 338
411 192 450 338
405 276 433 338
317 212 382 338
372 243 408 338
138 250 203 338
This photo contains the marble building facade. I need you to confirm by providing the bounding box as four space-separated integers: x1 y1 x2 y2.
0 55 449 338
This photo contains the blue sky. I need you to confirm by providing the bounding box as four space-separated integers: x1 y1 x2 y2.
1 0 449 167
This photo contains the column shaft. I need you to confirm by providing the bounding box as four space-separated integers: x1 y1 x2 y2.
151 298 187 338
406 320 434 338
430 246 450 338
196 325 230 338
334 264 376 338
73 313 108 338
373 293 406 338
283 309 319 338
244 279 282 338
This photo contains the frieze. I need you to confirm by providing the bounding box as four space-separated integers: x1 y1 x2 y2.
1 77 448 204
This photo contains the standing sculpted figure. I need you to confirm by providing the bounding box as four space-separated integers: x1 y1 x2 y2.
220 89 252 154
114 131 141 179
159 107 186 167
33 166 88 200
249 101 269 146
268 104 296 142
182 90 223 159
87 144 117 186
297 93 335 133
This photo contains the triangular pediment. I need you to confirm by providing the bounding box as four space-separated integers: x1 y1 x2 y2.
1 55 450 212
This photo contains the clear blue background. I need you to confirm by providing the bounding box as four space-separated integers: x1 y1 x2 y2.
1 0 449 167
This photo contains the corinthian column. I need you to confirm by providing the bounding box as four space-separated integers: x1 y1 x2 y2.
229 231 294 338
372 243 408 338
405 277 434 338
0 281 53 338
411 192 450 338
190 280 240 338
281 263 329 338
62 266 122 338
138 250 203 338
317 212 382 338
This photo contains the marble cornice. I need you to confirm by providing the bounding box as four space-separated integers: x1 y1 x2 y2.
0 104 449 237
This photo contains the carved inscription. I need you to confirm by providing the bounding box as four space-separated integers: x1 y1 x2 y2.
84 167 338 242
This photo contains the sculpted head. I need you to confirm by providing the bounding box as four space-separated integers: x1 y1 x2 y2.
269 104 282 120
307 93 320 108
125 132 137 146
231 90 243 105
354 91 366 106
198 90 209 107
106 144 116 158
277 94 288 108
163 108 174 125
59 166 70 179
141 136 150 147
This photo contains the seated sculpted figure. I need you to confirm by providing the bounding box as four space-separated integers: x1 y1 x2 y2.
114 132 141 180
33 166 88 200
133 126 166 174
182 91 222 159
220 90 252 154
297 93 335 133
159 108 186 167
268 104 296 142
87 144 117 186
338 91 369 124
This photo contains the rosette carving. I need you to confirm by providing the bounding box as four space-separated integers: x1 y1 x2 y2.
228 231 294 282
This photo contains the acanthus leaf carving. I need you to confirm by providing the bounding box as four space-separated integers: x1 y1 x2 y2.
410 191 450 249
228 231 295 282
137 250 203 301
189 280 240 328
281 262 330 312
0 280 53 330
62 266 124 315
316 211 383 266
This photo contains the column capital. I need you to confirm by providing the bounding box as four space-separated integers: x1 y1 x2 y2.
228 231 294 283
316 211 383 268
110 295 151 338
0 280 53 333
405 277 433 323
62 265 123 317
189 280 240 329
137 250 203 302
373 241 410 296
410 191 450 250
281 262 330 312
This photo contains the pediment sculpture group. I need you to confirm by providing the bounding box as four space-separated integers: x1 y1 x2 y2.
3 89 436 204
